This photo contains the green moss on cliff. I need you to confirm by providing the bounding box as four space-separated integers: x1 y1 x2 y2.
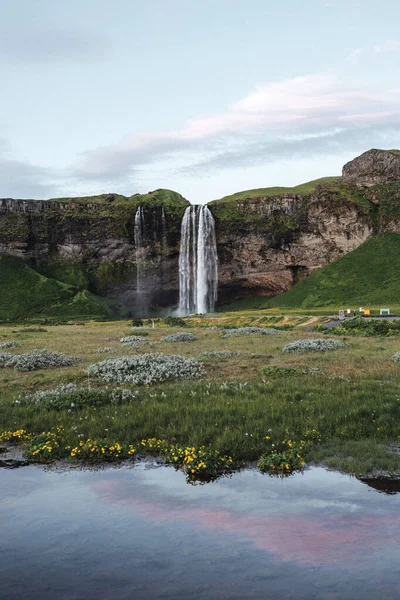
0 255 128 321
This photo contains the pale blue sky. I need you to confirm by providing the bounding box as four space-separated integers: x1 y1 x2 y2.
1 0 400 202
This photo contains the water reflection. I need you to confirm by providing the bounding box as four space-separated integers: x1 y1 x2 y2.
1 465 400 600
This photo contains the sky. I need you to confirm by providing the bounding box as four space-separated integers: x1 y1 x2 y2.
1 0 400 203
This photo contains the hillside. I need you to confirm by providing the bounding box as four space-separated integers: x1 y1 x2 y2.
0 255 128 321
212 177 340 203
252 233 399 309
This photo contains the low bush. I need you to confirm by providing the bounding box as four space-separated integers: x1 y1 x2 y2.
162 332 198 343
10 349 76 371
283 338 347 353
16 384 135 411
221 327 278 338
260 365 303 377
120 335 147 347
0 341 18 349
95 347 114 354
0 352 16 367
199 351 239 359
131 318 144 327
87 353 205 385
393 352 400 364
163 316 187 327
316 317 400 337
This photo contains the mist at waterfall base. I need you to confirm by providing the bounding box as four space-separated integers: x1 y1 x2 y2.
178 205 218 316
129 204 218 318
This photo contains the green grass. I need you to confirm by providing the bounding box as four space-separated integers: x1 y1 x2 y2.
0 255 128 321
1 320 400 477
212 177 340 203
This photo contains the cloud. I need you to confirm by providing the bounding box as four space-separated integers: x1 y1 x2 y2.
0 142 60 198
373 39 400 54
0 29 112 64
347 40 400 64
72 73 400 182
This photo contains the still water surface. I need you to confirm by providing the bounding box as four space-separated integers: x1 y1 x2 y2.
1 464 400 600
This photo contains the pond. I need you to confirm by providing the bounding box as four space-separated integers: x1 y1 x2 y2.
1 464 400 599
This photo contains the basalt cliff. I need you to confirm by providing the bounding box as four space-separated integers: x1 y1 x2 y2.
0 149 399 319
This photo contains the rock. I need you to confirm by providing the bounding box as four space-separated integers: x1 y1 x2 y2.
0 445 29 468
342 149 400 187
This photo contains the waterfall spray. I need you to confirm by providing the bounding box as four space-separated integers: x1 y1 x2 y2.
179 205 218 315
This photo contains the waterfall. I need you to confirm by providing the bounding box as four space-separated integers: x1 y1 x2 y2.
161 207 168 253
134 206 144 296
179 205 218 315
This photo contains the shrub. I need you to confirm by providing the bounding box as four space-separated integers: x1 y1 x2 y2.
162 332 198 343
131 318 144 327
221 327 278 338
316 317 400 337
16 384 135 411
95 347 114 354
87 353 205 385
257 438 306 475
120 335 147 347
199 351 239 359
260 365 303 377
0 341 18 349
393 352 400 364
283 338 347 353
10 349 76 371
0 352 16 367
163 316 187 327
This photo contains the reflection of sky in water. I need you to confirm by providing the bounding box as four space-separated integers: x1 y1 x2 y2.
1 465 400 600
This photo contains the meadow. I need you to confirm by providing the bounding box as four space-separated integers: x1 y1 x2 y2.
1 315 400 481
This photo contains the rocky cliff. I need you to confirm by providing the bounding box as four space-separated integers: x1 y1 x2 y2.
210 149 400 303
0 150 399 317
0 190 189 315
343 149 400 187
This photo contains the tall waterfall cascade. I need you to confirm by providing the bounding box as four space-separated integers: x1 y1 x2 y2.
179 205 218 314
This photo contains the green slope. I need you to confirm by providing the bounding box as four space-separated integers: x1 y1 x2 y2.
266 233 400 309
0 254 128 321
212 177 340 203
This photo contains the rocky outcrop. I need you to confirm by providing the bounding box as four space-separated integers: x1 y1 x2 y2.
211 189 375 302
342 149 400 187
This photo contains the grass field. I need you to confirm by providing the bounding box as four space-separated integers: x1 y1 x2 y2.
1 317 400 480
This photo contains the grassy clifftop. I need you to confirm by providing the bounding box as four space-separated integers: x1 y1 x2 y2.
48 188 189 208
267 233 400 309
0 255 128 321
212 177 340 203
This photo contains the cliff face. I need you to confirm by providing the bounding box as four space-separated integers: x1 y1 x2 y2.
0 150 399 317
0 191 189 315
210 188 376 302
